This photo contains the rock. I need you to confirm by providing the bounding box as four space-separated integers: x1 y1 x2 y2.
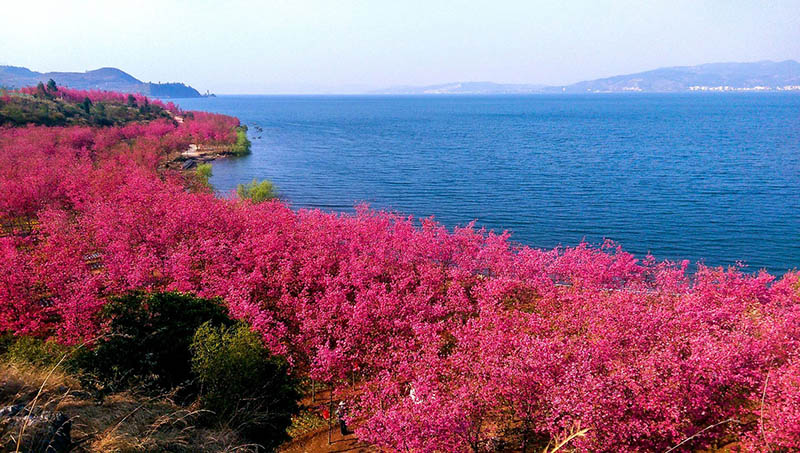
68 389 93 400
0 405 71 453
181 159 197 170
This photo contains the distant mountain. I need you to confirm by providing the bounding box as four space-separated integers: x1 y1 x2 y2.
372 81 548 95
373 61 800 95
557 60 800 93
0 66 203 98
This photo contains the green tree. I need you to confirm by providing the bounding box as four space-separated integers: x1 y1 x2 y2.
35 81 48 98
237 179 277 203
46 78 57 93
81 97 92 115
231 126 251 156
126 94 137 107
92 102 115 126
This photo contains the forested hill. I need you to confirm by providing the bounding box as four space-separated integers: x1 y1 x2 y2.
0 66 203 98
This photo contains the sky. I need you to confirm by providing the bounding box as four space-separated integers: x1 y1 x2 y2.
1 0 799 94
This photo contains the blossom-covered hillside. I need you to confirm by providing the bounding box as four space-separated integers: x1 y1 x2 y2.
1 88 798 452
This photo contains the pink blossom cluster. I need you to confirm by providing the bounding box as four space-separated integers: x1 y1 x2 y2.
1 98 799 451
179 111 240 143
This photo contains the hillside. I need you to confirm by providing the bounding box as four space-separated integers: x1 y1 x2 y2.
0 66 203 98
374 60 800 94
0 87 174 127
559 59 800 92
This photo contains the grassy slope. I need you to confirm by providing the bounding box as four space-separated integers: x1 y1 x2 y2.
0 92 172 127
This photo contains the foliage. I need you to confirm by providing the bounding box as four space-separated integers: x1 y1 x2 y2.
2 335 76 370
191 322 299 450
81 96 91 115
76 292 231 397
180 110 239 142
0 333 13 356
196 163 213 186
231 125 251 155
18 85 177 112
236 178 277 202
0 91 171 126
286 410 328 439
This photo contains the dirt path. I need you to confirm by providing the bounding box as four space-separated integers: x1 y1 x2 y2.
281 427 375 453
281 385 377 453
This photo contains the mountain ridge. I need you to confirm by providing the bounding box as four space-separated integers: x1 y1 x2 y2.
373 60 800 94
0 66 203 98
560 59 800 93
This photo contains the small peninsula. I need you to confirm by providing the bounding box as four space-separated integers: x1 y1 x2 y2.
0 65 204 98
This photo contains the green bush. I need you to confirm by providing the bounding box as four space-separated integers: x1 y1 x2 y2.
196 163 213 186
191 322 299 451
76 291 232 397
3 336 76 370
231 126 251 156
237 179 277 203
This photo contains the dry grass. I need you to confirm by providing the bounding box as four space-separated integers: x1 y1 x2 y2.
0 361 258 452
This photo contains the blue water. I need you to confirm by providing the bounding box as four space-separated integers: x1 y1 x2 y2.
171 94 800 274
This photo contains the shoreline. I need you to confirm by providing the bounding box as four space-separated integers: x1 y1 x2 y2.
165 143 239 171
164 122 251 172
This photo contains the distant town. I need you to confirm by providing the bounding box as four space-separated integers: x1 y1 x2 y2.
688 85 800 92
582 84 800 93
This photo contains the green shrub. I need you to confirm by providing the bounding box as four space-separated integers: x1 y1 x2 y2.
286 410 328 439
76 291 232 397
2 336 78 370
191 322 299 450
196 163 213 186
237 179 277 203
231 126 251 156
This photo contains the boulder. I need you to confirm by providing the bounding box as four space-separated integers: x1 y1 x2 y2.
0 404 71 453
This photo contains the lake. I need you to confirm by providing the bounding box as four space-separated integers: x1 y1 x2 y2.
171 94 800 274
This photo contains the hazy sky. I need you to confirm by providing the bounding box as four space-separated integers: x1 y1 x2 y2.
2 0 799 93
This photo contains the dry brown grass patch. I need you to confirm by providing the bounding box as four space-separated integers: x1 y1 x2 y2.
0 361 256 452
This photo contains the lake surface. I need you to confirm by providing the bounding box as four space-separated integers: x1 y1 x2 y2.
171 94 800 274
